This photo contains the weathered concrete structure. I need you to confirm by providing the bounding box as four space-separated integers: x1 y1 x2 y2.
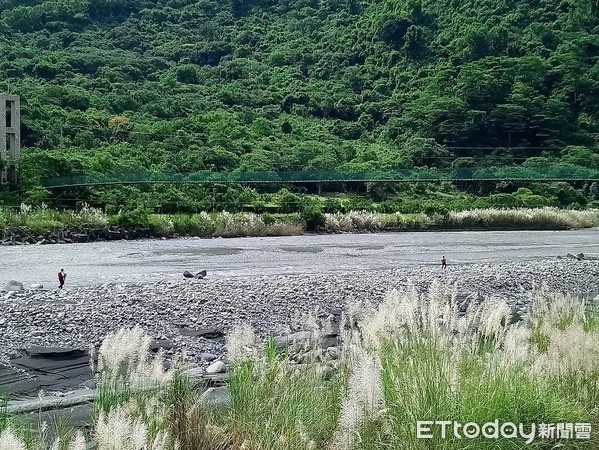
0 94 21 185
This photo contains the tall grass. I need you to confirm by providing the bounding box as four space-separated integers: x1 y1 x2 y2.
93 326 174 419
445 207 599 229
350 285 598 449
226 338 342 450
223 286 599 449
325 207 599 232
0 203 108 232
3 205 597 236
150 212 304 237
3 289 599 449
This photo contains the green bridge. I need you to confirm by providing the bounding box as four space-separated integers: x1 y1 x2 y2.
41 165 599 188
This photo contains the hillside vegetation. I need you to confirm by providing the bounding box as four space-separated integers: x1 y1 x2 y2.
0 0 598 214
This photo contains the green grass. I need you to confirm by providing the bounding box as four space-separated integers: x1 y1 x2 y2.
224 340 342 450
377 339 593 450
0 395 7 434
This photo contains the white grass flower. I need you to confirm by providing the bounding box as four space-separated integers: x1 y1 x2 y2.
226 323 258 365
98 326 172 388
68 430 87 450
50 437 61 450
150 431 169 450
541 324 599 374
501 325 533 368
0 428 27 450
96 406 149 450
335 348 385 450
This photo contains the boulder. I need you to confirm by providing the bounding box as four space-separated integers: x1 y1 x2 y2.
326 347 340 359
205 360 226 374
273 331 313 349
30 283 44 290
199 387 230 408
576 253 585 260
454 291 483 313
179 328 224 340
2 280 24 293
183 269 207 279
199 352 217 362
320 333 339 349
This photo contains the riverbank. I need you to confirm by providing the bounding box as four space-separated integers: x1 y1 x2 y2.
2 207 599 245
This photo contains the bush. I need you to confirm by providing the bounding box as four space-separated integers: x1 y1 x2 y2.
112 208 150 226
261 213 277 225
275 189 304 213
486 193 523 208
300 207 326 231
148 214 175 235
422 203 449 216
520 194 551 208
323 197 343 213
377 200 402 213
344 195 375 212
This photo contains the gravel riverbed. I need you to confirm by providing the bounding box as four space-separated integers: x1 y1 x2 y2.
1 259 599 366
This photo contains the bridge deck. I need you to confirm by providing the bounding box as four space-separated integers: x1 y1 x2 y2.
41 167 599 188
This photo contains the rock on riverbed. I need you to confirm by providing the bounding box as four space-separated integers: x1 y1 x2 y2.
0 260 598 370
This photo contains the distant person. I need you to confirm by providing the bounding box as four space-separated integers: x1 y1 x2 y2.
58 269 67 289
441 256 447 270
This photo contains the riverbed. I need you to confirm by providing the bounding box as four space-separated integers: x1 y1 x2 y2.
1 229 599 288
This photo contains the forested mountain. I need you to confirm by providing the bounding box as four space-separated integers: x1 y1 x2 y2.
1 0 598 211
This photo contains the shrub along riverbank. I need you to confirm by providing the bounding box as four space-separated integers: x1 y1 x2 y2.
1 206 599 244
1 287 598 449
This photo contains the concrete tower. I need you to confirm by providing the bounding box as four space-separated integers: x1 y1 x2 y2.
0 94 21 185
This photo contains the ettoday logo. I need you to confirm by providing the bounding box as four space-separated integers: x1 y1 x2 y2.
417 421 592 444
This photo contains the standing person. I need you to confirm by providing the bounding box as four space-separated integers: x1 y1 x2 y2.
58 269 67 289
441 256 447 270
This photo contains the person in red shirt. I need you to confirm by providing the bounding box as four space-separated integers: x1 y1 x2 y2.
58 269 67 289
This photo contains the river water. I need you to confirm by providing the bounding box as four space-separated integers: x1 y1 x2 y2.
1 229 598 288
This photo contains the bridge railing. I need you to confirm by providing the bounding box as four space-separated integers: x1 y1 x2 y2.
41 165 599 188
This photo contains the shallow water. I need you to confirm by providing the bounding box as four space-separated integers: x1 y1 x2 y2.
1 229 599 288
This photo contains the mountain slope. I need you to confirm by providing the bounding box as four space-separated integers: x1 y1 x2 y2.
0 0 598 206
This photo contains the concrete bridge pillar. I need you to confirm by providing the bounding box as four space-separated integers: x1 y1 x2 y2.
0 94 21 185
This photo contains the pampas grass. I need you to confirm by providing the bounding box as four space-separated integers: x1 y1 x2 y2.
0 203 108 231
4 287 599 450
0 428 26 450
349 286 598 449
225 324 258 366
165 211 304 237
4 206 596 237
97 326 172 388
0 427 87 450
324 208 599 232
95 405 171 450
94 326 174 423
446 207 599 229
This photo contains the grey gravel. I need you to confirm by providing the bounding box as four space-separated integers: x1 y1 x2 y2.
0 260 598 367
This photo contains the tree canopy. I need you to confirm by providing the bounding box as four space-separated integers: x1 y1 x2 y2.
0 0 598 209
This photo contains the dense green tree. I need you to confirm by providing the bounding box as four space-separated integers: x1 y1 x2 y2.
0 0 596 210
